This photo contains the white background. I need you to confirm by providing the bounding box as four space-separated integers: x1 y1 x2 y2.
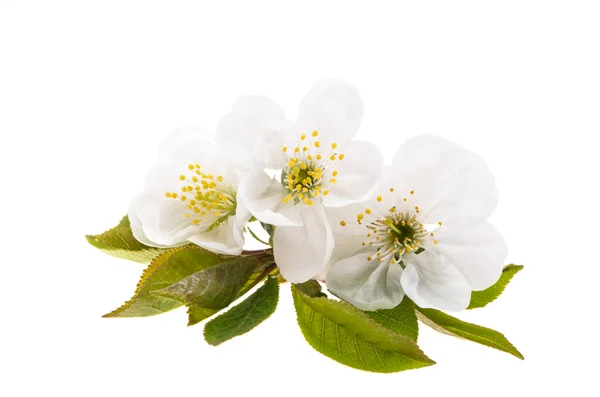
1 1 599 395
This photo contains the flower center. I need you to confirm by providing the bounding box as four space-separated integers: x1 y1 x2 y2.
339 189 442 265
280 130 343 206
165 163 236 230
365 211 426 263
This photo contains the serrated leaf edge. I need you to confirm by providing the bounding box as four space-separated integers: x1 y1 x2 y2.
415 308 524 360
102 245 212 317
468 264 524 310
203 277 280 345
293 286 435 370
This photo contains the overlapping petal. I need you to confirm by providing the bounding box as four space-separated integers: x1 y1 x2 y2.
401 250 472 311
128 128 248 254
432 219 508 290
273 204 333 283
297 79 364 148
238 167 303 227
325 134 506 312
217 96 286 169
326 252 405 311
321 140 383 208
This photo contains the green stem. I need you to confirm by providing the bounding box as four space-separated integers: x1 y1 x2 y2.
248 227 270 246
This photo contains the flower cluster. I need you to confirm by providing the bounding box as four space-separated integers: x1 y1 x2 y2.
88 80 523 373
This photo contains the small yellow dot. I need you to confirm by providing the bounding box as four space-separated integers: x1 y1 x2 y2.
365 208 371 214
331 142 338 149
188 164 195 170
340 220 347 227
294 147 300 153
376 196 382 202
314 141 321 148
323 190 329 196
300 133 306 140
282 146 287 152
179 175 186 180
332 170 338 177
303 146 308 152
338 154 345 160
316 154 322 160
330 154 336 161
410 190 415 194
438 221 443 226
389 188 394 192
312 130 319 137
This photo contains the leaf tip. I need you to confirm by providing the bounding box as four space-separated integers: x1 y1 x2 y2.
85 234 97 246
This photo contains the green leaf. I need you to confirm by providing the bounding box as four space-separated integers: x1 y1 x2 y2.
154 256 258 310
294 279 327 297
186 257 276 326
86 216 165 263
103 246 223 317
415 308 524 359
186 306 219 326
366 298 419 341
204 277 280 345
468 264 524 309
292 286 435 373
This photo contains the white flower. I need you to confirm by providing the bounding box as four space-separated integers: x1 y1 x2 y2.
325 135 508 312
128 126 251 255
216 80 383 283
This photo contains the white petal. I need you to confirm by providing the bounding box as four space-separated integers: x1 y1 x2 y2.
314 204 371 281
154 138 241 188
392 134 462 170
238 167 302 226
128 194 165 247
273 205 333 283
158 128 244 185
326 253 405 311
234 194 252 227
322 140 383 207
326 204 374 259
297 79 363 147
158 125 214 164
187 216 245 256
132 192 198 247
432 220 508 290
390 144 498 222
401 250 472 312
216 95 286 169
